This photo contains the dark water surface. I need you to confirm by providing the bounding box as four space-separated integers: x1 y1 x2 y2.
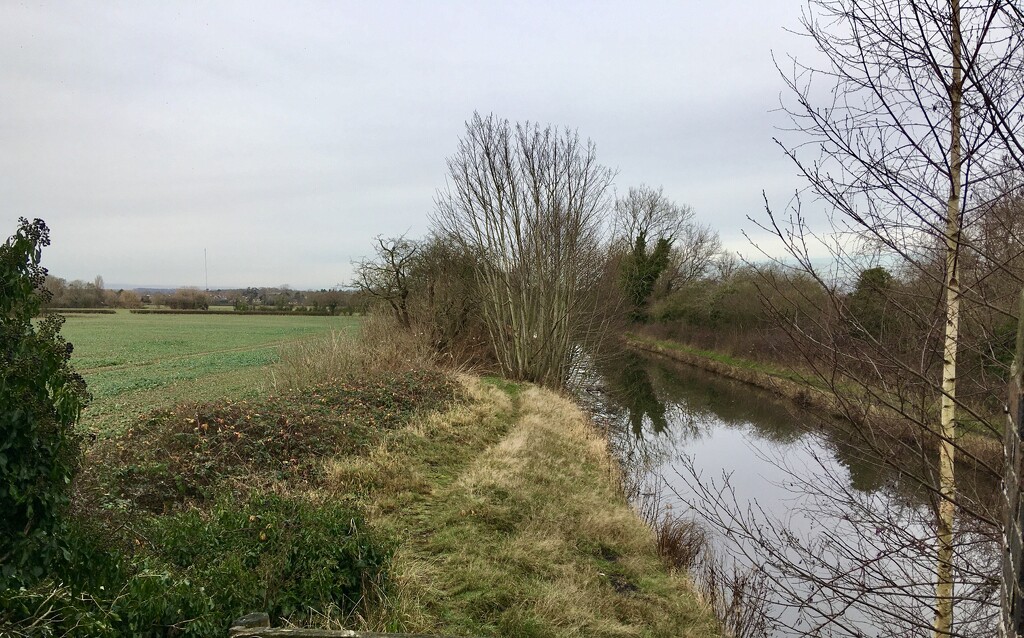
589 350 1000 638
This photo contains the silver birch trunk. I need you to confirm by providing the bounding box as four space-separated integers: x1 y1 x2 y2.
935 0 962 634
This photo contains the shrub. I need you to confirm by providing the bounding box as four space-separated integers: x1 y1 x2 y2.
137 494 392 632
0 494 392 638
0 218 90 588
42 307 117 314
128 309 334 315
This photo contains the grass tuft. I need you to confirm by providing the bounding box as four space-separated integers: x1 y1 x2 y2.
272 313 436 392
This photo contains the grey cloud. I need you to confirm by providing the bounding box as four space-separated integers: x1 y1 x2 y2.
2 0 824 288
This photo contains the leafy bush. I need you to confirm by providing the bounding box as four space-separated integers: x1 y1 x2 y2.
0 218 90 588
139 494 391 633
619 232 672 322
0 494 391 638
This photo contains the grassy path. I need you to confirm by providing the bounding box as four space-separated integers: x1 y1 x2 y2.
329 376 720 637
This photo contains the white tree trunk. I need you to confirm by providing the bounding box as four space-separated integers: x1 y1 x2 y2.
935 1 962 635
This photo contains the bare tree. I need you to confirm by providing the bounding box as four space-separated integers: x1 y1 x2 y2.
406 234 487 361
433 113 615 388
612 185 721 317
711 250 741 282
658 222 723 293
612 184 693 248
612 185 722 286
709 1 1024 636
352 235 420 328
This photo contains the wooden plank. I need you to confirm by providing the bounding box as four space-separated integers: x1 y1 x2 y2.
232 630 465 638
228 616 479 638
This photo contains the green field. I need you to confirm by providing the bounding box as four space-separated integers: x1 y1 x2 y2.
59 311 360 434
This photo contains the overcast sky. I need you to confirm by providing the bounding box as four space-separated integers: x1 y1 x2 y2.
1 1 821 289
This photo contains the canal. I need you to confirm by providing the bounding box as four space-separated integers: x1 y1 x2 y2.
589 349 1001 638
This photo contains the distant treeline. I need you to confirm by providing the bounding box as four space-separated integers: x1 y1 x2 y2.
638 255 1021 418
129 308 353 316
226 287 365 314
43 276 142 309
42 276 367 314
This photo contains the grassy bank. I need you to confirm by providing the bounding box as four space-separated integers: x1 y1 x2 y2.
6 316 718 637
330 376 719 636
3 369 453 637
627 333 1003 472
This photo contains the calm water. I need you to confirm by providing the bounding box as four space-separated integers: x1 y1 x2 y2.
589 350 1000 638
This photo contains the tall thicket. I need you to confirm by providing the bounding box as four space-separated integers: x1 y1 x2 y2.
611 185 717 322
433 113 616 387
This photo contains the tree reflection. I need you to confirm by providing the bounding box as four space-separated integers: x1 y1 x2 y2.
645 358 803 443
593 349 1002 636
601 351 670 435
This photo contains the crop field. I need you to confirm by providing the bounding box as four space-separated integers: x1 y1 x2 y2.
59 311 361 434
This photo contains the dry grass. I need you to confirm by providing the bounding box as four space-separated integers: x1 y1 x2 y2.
696 555 773 638
323 375 513 514
653 515 708 572
635 483 707 573
327 377 720 637
272 329 364 390
630 446 772 638
272 313 436 391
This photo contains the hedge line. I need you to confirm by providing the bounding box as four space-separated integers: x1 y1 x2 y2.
129 309 339 316
43 308 117 314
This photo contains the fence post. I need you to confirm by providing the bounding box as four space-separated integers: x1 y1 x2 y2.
1002 290 1024 638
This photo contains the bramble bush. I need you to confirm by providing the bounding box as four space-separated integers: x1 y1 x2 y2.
103 369 456 512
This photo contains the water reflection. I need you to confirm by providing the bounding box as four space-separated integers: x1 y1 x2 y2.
599 350 990 505
643 356 804 444
600 351 670 436
594 349 1000 637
